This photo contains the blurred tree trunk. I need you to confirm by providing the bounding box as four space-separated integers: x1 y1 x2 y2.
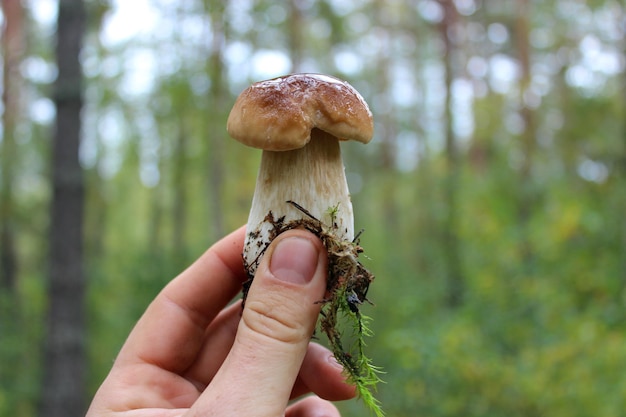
515 0 536 272
172 122 188 254
84 3 111 261
374 0 395 172
466 4 493 173
39 1 87 416
288 0 304 72
148 145 165 255
438 0 464 308
206 0 227 241
169 6 189 257
409 5 437 280
0 0 24 292
616 38 626 292
373 0 399 241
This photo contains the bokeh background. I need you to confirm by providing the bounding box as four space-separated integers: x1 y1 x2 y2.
1 0 625 416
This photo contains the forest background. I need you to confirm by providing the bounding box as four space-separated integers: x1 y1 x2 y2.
1 0 625 416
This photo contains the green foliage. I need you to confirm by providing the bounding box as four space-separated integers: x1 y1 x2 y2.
353 156 626 417
321 281 385 417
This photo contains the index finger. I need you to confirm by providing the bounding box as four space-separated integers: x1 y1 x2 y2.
116 226 247 373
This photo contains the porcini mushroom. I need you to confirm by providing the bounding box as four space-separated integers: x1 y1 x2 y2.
227 74 383 416
227 73 374 279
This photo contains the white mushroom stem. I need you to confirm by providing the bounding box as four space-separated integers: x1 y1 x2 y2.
243 128 354 277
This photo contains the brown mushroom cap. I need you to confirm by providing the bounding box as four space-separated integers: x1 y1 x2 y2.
227 73 374 151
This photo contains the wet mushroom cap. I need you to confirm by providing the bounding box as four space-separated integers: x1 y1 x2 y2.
227 73 374 151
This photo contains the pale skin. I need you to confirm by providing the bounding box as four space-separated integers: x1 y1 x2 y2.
86 227 356 417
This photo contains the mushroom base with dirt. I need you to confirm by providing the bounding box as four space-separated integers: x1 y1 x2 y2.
245 200 382 413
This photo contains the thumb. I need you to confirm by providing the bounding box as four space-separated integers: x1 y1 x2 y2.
194 229 327 417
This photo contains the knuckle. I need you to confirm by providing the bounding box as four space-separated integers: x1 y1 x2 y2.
242 297 309 346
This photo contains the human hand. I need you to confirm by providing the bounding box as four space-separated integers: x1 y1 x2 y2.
86 227 355 417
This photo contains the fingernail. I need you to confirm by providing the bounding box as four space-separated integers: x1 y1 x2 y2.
270 236 319 285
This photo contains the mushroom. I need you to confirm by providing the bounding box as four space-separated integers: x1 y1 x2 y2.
227 73 374 280
227 74 384 415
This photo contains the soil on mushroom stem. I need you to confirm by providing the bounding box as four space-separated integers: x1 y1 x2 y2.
242 201 384 417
